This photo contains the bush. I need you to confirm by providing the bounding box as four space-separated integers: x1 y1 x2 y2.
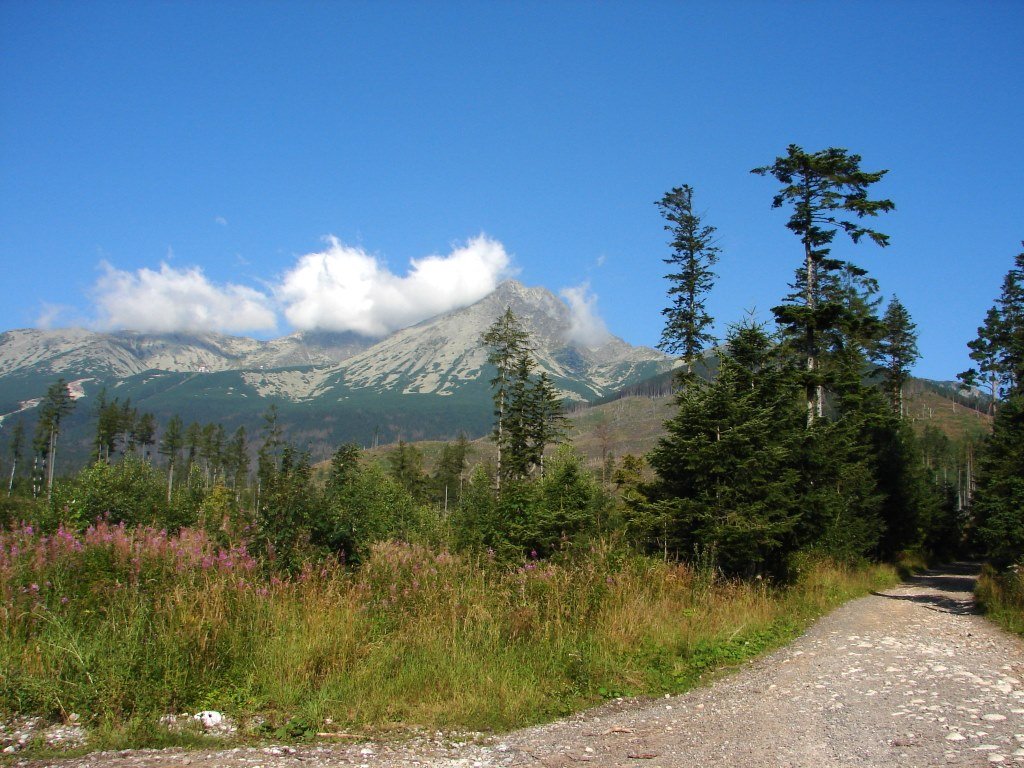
55 458 168 530
314 463 431 564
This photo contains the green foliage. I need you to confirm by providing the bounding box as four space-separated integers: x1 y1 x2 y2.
449 450 600 560
386 440 428 501
33 379 76 498
448 464 499 552
971 393 1024 568
961 248 1024 401
56 456 167 530
431 434 470 506
315 461 426 564
255 446 315 571
655 184 720 364
976 564 1024 636
0 527 898 746
753 144 894 422
877 296 920 416
646 323 803 576
963 247 1024 568
481 309 569 487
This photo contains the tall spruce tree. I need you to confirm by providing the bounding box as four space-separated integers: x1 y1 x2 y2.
646 322 804 576
655 184 720 370
481 308 531 491
387 440 428 502
433 434 470 508
526 372 569 474
959 307 1004 412
159 415 185 503
967 247 1024 567
224 426 250 494
877 296 920 417
752 145 894 424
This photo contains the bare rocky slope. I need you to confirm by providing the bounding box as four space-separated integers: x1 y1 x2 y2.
12 565 1023 768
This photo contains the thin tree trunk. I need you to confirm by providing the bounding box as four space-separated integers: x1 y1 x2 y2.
166 461 174 504
7 458 15 497
47 428 56 499
805 238 819 426
495 388 504 494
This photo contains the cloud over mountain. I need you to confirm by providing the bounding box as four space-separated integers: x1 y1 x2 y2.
91 262 277 334
81 235 514 336
277 234 513 337
560 282 611 347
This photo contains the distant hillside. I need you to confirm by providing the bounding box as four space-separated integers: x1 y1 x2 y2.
0 281 676 468
902 379 991 441
361 372 992 481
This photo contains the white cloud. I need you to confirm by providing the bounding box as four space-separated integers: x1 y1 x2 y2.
36 303 64 329
215 216 228 227
91 262 277 334
277 234 513 336
560 282 611 347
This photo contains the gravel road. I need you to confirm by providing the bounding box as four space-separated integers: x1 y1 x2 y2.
11 564 1024 768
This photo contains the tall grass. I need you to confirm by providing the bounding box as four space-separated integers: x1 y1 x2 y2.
0 524 898 747
976 564 1024 636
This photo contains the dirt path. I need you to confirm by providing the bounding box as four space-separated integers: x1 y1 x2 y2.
12 564 1024 768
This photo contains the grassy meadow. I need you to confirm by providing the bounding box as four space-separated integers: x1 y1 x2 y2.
0 521 898 749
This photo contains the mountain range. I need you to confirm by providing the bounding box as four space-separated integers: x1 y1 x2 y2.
0 281 675 462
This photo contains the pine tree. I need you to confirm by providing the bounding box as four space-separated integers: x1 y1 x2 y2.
224 426 250 494
158 415 185 503
134 412 157 459
257 445 313 571
92 387 112 460
646 322 804 576
877 296 920 417
753 145 894 424
386 440 428 501
503 352 536 481
327 442 361 493
256 405 283 512
972 394 1024 567
481 308 531 491
36 379 75 499
655 184 720 370
959 307 1004 412
966 246 1024 567
433 434 470 509
526 372 569 474
119 399 137 455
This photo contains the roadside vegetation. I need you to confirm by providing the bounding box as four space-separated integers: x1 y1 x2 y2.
959 247 1024 633
0 520 898 748
976 566 1024 637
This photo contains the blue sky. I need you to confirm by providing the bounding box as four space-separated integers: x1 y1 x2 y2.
1 1 1021 380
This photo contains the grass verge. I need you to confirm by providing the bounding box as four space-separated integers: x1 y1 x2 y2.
1 524 898 752
976 564 1024 636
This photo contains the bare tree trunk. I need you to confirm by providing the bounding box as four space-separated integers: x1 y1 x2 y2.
46 428 56 500
495 389 504 494
7 458 15 497
805 235 819 426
